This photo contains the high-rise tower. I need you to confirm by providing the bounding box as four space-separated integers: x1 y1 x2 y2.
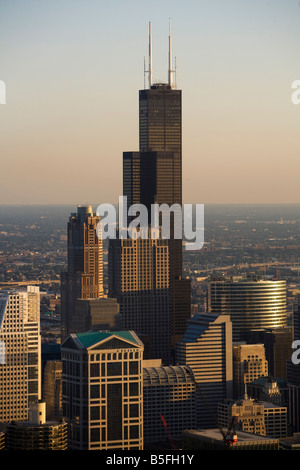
139 22 191 349
61 205 104 340
0 286 41 424
109 24 191 359
139 84 182 206
175 313 233 429
110 23 191 362
208 276 287 342
61 330 144 450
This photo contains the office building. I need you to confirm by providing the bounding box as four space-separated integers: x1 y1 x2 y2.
218 395 266 437
208 276 287 342
72 297 120 333
0 286 41 423
61 330 144 450
286 294 300 432
175 313 233 428
139 82 191 350
247 376 288 407
143 360 197 446
109 233 171 364
112 82 191 362
139 85 182 201
233 343 268 399
43 360 62 421
182 428 279 450
280 433 300 450
61 205 104 340
5 401 67 450
262 401 288 438
249 327 292 380
218 394 288 439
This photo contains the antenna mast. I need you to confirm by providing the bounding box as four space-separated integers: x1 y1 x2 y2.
144 22 153 89
168 18 174 88
149 21 153 88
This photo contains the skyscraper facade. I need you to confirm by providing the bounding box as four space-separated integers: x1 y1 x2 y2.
43 360 62 421
248 327 292 380
0 286 41 423
5 401 68 450
138 85 190 347
232 343 268 399
111 56 191 361
208 277 287 342
61 205 104 340
175 313 233 428
61 330 144 450
109 233 171 364
143 361 197 446
286 294 300 432
139 84 182 206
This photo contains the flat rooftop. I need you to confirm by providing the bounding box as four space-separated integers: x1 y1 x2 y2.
184 428 277 443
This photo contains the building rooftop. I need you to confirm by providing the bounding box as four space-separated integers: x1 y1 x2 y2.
143 365 195 386
280 433 300 446
181 313 220 343
74 330 142 349
184 428 278 443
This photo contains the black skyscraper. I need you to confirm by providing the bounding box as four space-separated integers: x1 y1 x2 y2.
139 84 182 206
110 24 191 360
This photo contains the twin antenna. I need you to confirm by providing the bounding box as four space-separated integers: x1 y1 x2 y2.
144 19 177 89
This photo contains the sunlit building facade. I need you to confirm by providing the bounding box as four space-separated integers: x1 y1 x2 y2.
233 343 268 399
109 233 171 364
0 286 41 423
5 401 68 450
208 277 287 342
61 205 104 340
175 313 233 428
61 330 144 450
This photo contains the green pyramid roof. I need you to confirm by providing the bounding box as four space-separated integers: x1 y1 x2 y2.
75 330 140 349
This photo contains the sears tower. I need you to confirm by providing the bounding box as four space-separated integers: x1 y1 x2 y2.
110 22 191 360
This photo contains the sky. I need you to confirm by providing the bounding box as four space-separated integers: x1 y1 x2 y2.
0 0 300 205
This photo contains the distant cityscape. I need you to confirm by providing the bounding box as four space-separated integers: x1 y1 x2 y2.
1 204 300 344
0 202 300 451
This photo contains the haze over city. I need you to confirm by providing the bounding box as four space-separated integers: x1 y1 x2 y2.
1 0 300 205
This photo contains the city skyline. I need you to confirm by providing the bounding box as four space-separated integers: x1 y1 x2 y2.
1 0 300 205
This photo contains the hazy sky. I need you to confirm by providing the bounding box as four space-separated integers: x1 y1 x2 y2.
0 0 300 205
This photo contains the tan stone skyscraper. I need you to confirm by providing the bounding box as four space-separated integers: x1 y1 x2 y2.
233 343 268 398
61 330 144 450
109 229 171 364
61 205 104 340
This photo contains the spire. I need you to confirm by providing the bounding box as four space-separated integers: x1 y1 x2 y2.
149 21 153 88
168 18 172 88
144 21 153 89
144 20 177 89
